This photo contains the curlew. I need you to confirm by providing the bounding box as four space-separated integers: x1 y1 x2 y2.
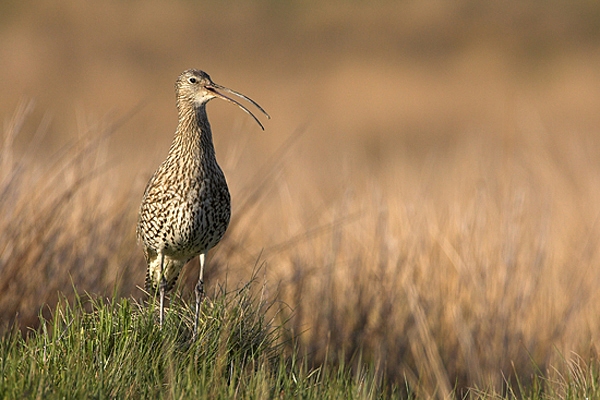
137 69 269 335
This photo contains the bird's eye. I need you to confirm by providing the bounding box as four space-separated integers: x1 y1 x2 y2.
188 77 197 84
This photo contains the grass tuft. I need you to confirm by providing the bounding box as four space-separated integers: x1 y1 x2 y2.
0 281 400 399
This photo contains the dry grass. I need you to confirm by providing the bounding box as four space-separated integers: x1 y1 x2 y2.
3 0 600 396
0 101 141 328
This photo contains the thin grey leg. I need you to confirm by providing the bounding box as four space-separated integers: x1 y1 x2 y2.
159 252 166 328
193 253 206 338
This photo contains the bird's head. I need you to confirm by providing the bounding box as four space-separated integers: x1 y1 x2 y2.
176 69 270 130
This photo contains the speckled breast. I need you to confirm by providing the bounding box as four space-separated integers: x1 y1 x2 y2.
138 173 231 260
182 177 231 256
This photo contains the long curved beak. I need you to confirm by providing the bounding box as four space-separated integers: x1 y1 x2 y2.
207 83 271 130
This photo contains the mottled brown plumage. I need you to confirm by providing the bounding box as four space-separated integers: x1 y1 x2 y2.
137 69 269 333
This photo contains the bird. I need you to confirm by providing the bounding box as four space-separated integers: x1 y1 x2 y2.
137 69 269 335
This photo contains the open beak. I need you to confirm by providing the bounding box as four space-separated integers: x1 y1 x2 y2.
207 83 271 130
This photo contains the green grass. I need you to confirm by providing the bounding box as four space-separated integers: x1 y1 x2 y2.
3 282 600 399
0 282 401 399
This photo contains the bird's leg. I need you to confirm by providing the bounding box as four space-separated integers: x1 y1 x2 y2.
159 252 166 328
193 253 206 339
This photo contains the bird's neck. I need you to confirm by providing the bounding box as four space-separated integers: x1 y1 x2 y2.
171 103 216 163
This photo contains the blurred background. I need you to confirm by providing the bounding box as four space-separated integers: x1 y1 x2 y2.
3 0 600 395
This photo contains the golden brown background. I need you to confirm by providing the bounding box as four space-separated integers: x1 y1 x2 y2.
3 0 600 394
